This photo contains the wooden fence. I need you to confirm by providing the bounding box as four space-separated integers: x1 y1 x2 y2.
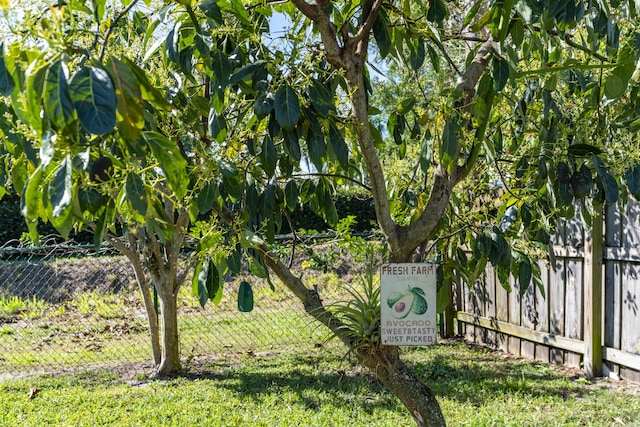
452 200 640 382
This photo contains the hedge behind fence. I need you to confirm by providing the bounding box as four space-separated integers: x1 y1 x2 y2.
0 192 377 244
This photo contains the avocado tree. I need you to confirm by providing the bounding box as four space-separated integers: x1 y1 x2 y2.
2 0 640 425
0 1 214 377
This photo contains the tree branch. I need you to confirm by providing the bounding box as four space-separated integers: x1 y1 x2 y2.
290 0 345 68
392 39 496 261
349 0 384 46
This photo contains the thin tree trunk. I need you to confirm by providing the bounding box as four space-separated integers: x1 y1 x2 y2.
105 234 162 366
155 282 181 377
136 271 161 366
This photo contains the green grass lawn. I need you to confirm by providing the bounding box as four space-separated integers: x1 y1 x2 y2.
2 341 639 427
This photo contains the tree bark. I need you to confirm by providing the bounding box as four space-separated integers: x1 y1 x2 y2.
133 261 162 367
357 346 446 427
155 281 181 377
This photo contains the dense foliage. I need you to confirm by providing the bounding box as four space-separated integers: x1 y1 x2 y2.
2 0 640 425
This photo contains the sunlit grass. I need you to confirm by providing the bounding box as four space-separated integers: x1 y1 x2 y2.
1 342 638 426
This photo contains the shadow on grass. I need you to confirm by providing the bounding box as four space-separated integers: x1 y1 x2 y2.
173 341 585 413
179 352 403 415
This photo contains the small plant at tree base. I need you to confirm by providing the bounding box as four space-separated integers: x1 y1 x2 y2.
324 249 381 351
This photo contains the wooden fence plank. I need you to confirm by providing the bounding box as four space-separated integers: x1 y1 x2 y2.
508 275 521 355
535 260 550 363
565 259 583 367
549 256 566 364
496 273 510 353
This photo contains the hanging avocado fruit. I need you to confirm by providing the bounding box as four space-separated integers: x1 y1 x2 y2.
389 286 428 319
89 156 113 182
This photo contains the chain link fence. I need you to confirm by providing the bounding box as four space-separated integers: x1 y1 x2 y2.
0 237 355 378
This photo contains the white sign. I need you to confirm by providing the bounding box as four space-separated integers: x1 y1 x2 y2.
380 263 437 346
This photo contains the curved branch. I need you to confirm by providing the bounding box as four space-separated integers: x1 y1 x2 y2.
349 0 384 46
392 39 496 261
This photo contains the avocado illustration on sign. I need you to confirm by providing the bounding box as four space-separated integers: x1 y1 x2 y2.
387 286 428 319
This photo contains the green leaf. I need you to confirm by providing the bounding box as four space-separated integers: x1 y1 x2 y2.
143 131 189 199
227 248 242 275
49 156 72 218
211 49 231 88
218 159 238 178
208 110 227 140
244 182 258 215
206 259 220 302
254 92 274 118
121 57 172 111
283 129 301 162
69 66 117 135
305 111 326 171
22 165 43 236
199 0 223 25
195 32 213 58
409 37 426 70
228 60 267 85
307 79 333 116
238 281 254 312
284 180 298 211
493 57 510 93
197 182 216 214
274 84 300 129
518 259 532 293
0 43 15 97
439 120 458 171
260 135 277 176
165 23 180 64
604 64 633 100
397 96 416 115
593 155 619 204
78 187 106 215
373 9 392 58
94 199 115 249
569 165 593 198
193 259 209 308
329 122 349 170
222 175 243 200
44 60 74 129
427 0 447 23
248 249 268 278
567 143 603 156
105 58 145 142
125 172 148 216
426 44 440 73
463 1 483 27
515 155 528 178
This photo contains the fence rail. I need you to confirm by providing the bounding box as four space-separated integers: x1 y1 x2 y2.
454 200 640 382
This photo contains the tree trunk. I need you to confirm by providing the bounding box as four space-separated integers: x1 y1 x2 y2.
154 283 181 377
357 346 446 427
262 249 446 426
106 234 162 366
138 277 162 366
